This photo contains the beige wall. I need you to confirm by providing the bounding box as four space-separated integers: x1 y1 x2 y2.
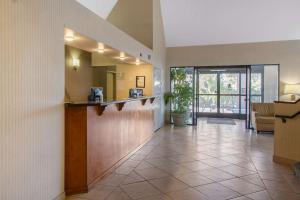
167 40 300 91
152 0 167 129
65 45 93 102
0 0 65 199
92 53 124 66
116 64 153 99
92 53 153 99
0 0 166 200
107 0 153 49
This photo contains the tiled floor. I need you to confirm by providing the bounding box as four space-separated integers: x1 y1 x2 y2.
66 119 300 200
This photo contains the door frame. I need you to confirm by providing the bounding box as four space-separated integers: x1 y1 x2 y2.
195 66 248 119
169 64 280 127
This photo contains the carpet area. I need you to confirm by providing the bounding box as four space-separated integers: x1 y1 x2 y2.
207 118 236 125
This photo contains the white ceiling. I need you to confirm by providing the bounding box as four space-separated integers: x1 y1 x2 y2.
76 0 118 19
160 0 300 47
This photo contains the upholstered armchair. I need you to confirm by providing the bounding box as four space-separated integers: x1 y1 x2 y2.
251 103 275 132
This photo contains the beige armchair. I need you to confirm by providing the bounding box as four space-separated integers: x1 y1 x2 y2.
251 103 275 132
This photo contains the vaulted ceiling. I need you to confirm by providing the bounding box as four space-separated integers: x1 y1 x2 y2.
75 0 153 49
75 0 300 48
160 0 300 47
75 0 119 19
107 0 153 49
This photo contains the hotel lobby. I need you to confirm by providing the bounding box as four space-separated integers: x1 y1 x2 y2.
1 0 300 200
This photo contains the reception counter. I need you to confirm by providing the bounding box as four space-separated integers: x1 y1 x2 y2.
274 99 300 166
65 96 156 195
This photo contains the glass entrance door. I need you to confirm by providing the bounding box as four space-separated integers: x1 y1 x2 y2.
170 65 279 126
196 67 247 119
220 73 240 115
197 73 218 114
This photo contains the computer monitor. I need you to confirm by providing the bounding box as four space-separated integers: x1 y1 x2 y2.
88 87 103 102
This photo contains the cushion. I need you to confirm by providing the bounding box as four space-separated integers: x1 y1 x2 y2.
252 103 274 116
256 116 275 124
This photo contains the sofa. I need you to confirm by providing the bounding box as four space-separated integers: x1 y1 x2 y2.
251 103 275 132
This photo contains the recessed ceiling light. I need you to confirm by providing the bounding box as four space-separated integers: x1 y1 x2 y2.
65 31 75 42
135 58 141 65
119 52 126 60
96 43 105 54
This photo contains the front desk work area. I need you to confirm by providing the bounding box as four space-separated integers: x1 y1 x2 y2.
64 29 157 195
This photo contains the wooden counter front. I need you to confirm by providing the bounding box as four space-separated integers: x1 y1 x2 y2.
65 99 154 195
274 99 300 166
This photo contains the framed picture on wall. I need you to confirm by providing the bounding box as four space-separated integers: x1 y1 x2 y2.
136 76 145 88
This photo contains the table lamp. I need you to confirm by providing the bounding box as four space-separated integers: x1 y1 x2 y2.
284 84 300 101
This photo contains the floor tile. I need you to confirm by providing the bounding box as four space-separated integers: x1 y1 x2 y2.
245 190 271 200
121 160 141 168
67 120 299 200
167 188 209 200
158 165 193 176
283 174 300 193
135 167 170 180
121 171 145 185
240 174 265 187
220 165 256 177
231 197 252 200
174 172 214 187
201 158 232 167
268 190 300 200
257 171 285 181
65 197 88 200
197 168 236 181
130 154 147 161
121 181 161 199
74 185 115 200
182 161 213 171
135 161 153 169
149 177 189 193
220 155 249 164
191 153 214 160
145 158 177 167
234 161 257 171
106 188 131 200
220 178 265 195
263 179 295 193
168 155 197 163
136 194 172 200
99 174 127 186
115 166 135 175
195 182 241 200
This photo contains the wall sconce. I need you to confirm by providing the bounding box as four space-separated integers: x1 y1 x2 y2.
65 31 75 42
284 84 300 101
96 43 105 54
72 58 80 71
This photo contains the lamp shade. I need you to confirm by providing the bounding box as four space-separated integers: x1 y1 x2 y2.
284 84 300 94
